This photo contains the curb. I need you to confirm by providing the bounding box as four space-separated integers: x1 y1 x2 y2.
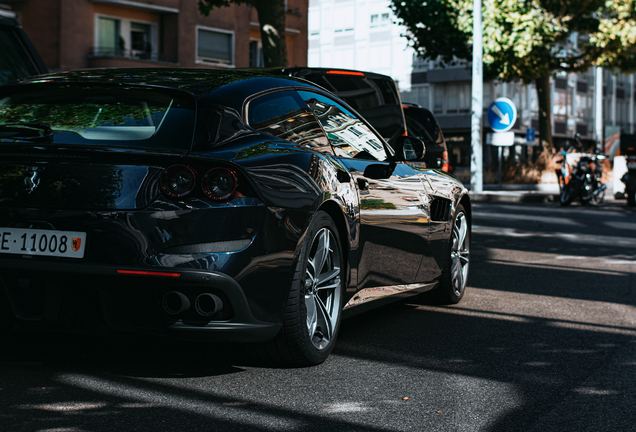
470 192 558 203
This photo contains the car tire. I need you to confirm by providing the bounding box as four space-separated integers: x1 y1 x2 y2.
559 183 576 206
424 204 470 305
249 211 344 366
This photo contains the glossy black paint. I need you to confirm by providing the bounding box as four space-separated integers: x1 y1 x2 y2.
0 69 470 342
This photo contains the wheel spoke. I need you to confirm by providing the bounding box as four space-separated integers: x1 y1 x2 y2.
305 294 317 336
315 281 340 293
459 250 470 265
316 267 340 288
451 257 463 291
456 214 467 250
315 294 333 342
312 229 330 276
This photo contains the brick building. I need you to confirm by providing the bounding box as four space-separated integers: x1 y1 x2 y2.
2 0 308 71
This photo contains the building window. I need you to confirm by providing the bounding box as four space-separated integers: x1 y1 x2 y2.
197 27 233 65
433 86 443 114
130 22 152 59
370 12 390 28
97 17 121 56
95 15 157 60
249 40 264 68
334 7 354 33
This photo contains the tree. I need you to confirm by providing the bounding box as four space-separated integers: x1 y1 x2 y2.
391 0 636 155
198 0 288 68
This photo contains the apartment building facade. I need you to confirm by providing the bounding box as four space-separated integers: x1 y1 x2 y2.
2 0 308 71
307 0 412 92
402 58 635 156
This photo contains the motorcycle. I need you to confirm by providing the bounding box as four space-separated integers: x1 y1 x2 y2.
621 153 636 207
556 146 607 207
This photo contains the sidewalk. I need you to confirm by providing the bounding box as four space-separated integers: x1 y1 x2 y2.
467 183 616 203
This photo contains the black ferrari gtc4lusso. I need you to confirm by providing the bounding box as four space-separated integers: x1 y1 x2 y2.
0 69 471 366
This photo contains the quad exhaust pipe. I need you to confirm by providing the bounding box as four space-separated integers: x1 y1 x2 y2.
161 291 223 318
195 293 224 317
162 291 190 315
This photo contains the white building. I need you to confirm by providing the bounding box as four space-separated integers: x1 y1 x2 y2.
307 0 414 92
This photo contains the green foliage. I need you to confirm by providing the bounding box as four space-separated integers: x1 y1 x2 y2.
198 0 250 16
0 103 159 132
198 0 288 67
392 0 636 153
392 0 636 82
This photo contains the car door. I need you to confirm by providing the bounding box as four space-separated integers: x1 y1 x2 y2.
297 90 435 290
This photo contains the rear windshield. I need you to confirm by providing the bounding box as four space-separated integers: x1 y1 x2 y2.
0 85 196 151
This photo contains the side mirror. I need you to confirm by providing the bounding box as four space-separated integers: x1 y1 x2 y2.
394 136 425 161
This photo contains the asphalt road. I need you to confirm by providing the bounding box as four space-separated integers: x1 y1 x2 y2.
1 200 635 432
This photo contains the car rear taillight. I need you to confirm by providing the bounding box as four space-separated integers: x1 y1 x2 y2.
161 165 196 198
202 167 238 201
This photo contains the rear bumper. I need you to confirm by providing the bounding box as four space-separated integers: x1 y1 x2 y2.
0 258 280 343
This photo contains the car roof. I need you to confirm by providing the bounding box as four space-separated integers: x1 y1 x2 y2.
280 67 396 81
13 68 321 101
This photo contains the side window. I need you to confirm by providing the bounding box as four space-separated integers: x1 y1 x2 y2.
247 90 333 154
404 107 443 145
298 90 388 162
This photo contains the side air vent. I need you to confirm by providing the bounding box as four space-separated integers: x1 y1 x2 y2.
430 198 451 222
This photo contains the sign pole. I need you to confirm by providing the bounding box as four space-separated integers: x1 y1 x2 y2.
471 0 483 194
497 146 502 189
595 66 603 152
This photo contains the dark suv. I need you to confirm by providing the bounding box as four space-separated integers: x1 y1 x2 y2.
281 67 448 171
0 15 47 86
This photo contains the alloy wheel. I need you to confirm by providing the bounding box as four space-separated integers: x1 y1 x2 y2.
450 212 470 297
303 227 342 351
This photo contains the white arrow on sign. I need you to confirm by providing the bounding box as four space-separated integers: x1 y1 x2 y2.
492 104 510 125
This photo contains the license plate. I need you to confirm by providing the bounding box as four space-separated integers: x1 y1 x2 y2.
0 228 86 259
627 161 636 169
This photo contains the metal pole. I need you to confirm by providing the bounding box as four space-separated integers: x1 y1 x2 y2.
595 66 603 152
471 0 483 193
497 146 502 189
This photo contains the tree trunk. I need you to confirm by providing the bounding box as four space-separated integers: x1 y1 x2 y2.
535 74 553 157
253 0 288 68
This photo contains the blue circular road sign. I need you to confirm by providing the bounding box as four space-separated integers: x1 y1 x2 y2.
487 97 517 132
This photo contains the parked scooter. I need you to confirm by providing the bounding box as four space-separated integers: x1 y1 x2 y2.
556 135 607 206
621 152 636 207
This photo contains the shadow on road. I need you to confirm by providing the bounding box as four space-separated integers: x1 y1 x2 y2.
1 201 635 431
